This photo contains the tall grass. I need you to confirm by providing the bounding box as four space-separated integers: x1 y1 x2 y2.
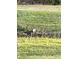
18 55 61 59
17 5 61 32
17 37 61 56
17 5 61 59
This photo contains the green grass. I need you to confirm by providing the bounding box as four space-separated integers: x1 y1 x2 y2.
17 5 60 12
17 5 61 32
17 5 61 59
17 37 61 57
18 55 61 59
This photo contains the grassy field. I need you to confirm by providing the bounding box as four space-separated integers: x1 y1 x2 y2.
18 55 61 59
17 5 61 59
17 5 60 12
17 37 61 59
17 5 61 32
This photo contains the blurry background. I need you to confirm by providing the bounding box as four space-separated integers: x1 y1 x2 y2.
17 0 61 38
17 0 61 5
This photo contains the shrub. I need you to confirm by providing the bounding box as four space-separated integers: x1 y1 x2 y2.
17 0 61 5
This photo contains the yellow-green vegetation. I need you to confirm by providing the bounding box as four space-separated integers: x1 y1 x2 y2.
17 5 61 33
17 5 60 12
17 37 61 46
18 55 61 59
17 37 61 57
17 5 61 59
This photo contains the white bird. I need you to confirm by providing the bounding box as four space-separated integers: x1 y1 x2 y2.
33 29 36 33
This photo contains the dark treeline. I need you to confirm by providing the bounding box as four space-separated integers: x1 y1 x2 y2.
17 0 61 5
